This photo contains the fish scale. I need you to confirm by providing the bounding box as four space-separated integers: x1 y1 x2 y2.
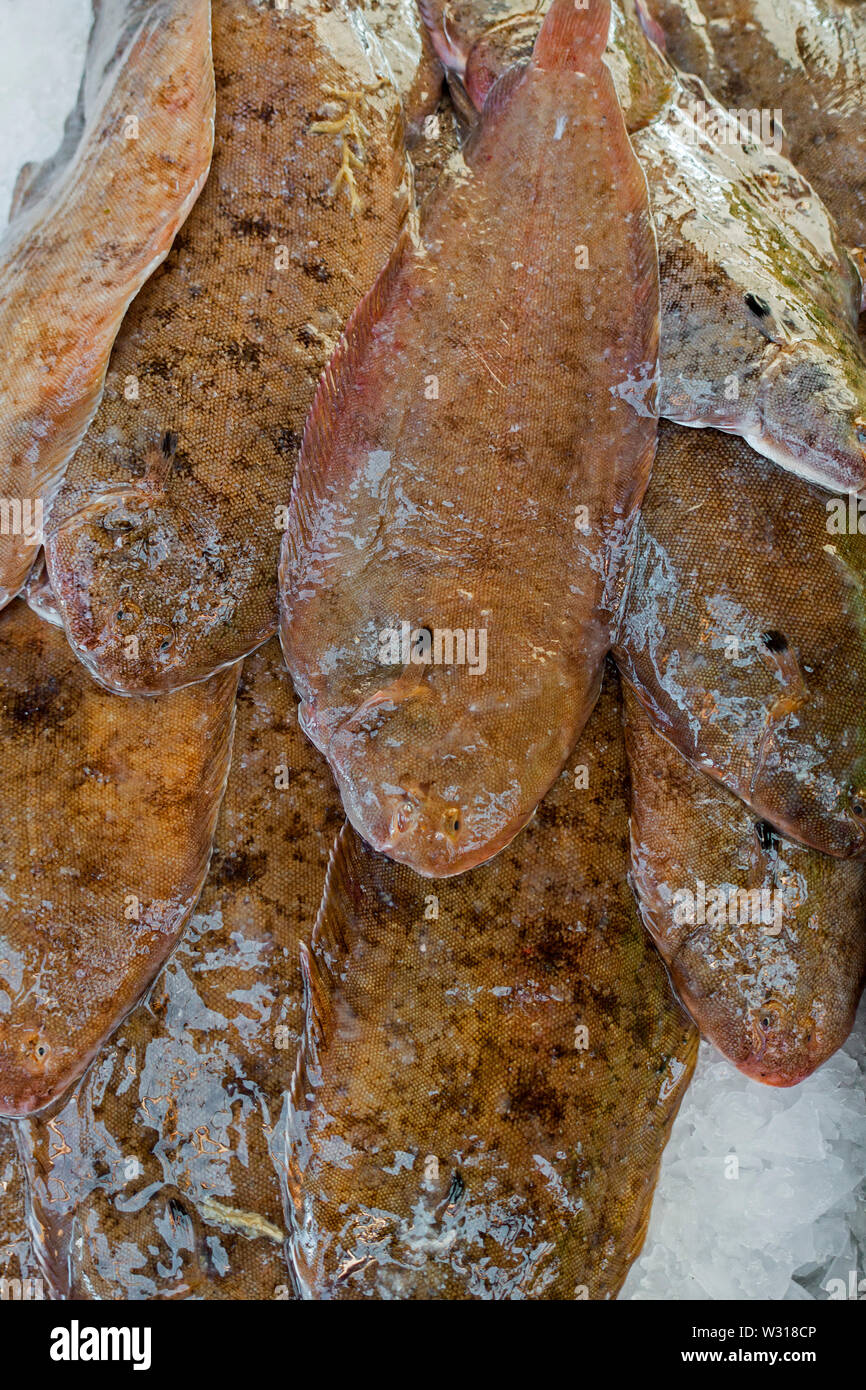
280 0 659 877
44 0 412 696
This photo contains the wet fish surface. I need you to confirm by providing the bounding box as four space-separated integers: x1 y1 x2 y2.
0 0 215 609
18 639 342 1299
0 600 238 1118
624 686 866 1085
45 0 411 696
422 0 866 493
281 0 659 877
0 1122 41 1296
615 419 866 858
283 670 697 1299
645 0 866 252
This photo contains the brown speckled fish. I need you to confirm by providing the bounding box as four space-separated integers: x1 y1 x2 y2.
281 670 697 1299
425 1 866 493
615 420 866 858
645 0 866 252
281 0 659 877
0 1123 41 1297
18 639 342 1299
624 686 866 1086
0 599 238 1118
0 0 214 610
44 0 411 696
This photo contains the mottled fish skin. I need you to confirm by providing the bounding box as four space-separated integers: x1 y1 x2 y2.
0 0 215 610
44 0 411 697
17 640 343 1301
419 0 674 126
614 420 866 858
282 670 697 1300
0 600 239 1119
633 64 866 494
0 1123 42 1297
645 0 866 252
280 0 659 878
422 1 866 493
624 687 866 1086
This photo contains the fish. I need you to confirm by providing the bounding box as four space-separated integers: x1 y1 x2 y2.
0 0 215 610
423 0 866 493
0 1122 41 1297
18 639 343 1299
280 0 660 877
281 669 697 1300
644 0 866 252
44 0 412 696
614 419 866 858
419 0 673 128
624 685 866 1085
0 598 238 1118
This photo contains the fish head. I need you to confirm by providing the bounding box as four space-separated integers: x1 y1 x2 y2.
45 485 243 694
0 1002 82 1117
316 677 541 877
756 341 866 493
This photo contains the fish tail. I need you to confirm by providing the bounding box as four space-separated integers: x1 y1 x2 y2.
531 0 611 72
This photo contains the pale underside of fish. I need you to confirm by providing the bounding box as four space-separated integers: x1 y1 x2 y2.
0 0 215 610
280 0 659 878
282 669 697 1300
364 0 444 135
0 600 238 1119
644 0 866 252
422 0 866 493
615 419 866 858
44 0 412 697
16 639 343 1299
624 686 866 1085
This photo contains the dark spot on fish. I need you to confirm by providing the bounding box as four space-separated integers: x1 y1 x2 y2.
3 678 78 734
210 846 268 887
161 431 178 460
230 213 273 240
226 340 262 368
274 426 302 457
760 629 788 653
754 820 777 851
297 325 318 347
745 292 772 318
302 258 331 283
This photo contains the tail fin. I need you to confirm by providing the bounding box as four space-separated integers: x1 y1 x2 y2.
532 0 611 71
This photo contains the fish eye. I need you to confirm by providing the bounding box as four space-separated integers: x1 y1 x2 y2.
851 794 866 819
445 807 461 835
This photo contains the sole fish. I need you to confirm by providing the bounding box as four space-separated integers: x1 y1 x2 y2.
615 419 866 857
43 0 412 697
280 0 659 877
624 686 866 1086
0 600 238 1118
0 0 215 610
17 639 343 1299
0 1123 41 1298
423 0 866 493
282 670 697 1300
645 0 866 252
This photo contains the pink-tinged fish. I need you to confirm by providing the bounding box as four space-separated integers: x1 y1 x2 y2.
280 0 659 877
615 420 866 858
282 671 697 1299
0 599 238 1118
0 0 214 609
624 686 866 1086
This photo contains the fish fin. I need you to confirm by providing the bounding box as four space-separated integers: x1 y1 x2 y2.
476 61 530 121
417 0 468 75
285 227 412 568
531 0 611 72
